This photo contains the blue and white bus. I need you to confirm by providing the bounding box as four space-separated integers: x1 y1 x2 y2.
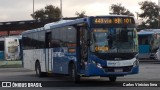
22 15 139 82
138 29 160 59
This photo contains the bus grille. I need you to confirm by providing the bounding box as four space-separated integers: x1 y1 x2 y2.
103 66 133 73
94 53 137 60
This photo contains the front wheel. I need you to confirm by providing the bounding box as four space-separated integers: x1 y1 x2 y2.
109 77 117 82
69 63 80 82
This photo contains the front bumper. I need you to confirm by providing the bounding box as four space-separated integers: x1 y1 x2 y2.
84 58 139 77
85 63 139 77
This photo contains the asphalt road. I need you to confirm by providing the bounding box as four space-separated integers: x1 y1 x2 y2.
0 61 160 90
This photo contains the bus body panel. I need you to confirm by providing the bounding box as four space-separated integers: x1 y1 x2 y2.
23 50 34 70
45 48 53 72
0 51 4 60
23 49 46 72
138 45 151 59
139 45 150 53
52 47 77 74
34 49 46 72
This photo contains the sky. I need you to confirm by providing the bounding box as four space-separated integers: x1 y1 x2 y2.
0 0 159 22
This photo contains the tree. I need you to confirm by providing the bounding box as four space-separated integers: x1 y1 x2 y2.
138 1 160 29
75 11 87 18
110 3 134 16
31 5 61 20
45 5 61 19
31 9 46 20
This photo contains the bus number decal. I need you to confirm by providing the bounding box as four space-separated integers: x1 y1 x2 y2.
53 52 65 57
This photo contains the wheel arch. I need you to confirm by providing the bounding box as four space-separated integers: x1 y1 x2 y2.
68 60 76 73
35 59 40 70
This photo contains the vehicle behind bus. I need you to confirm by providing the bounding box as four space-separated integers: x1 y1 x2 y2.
0 35 22 60
22 15 139 82
138 30 160 59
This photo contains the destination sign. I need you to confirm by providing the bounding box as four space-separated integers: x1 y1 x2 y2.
93 29 108 32
95 46 109 52
92 17 134 25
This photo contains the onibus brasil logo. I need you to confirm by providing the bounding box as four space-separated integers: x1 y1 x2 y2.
1 82 42 88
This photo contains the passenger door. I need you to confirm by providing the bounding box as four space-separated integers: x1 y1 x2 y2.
79 27 88 70
45 32 52 72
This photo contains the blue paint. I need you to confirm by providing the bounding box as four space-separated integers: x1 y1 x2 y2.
0 51 4 60
139 45 150 53
52 47 77 74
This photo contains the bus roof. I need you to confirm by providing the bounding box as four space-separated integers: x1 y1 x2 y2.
44 20 74 30
0 35 22 41
138 31 154 35
22 15 134 35
7 35 22 39
140 29 160 33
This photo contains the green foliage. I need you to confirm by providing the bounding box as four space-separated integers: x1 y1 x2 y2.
31 5 61 20
110 3 134 16
45 5 61 19
75 11 87 18
138 1 160 29
31 9 46 20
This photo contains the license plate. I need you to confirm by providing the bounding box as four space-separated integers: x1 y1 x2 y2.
114 69 123 72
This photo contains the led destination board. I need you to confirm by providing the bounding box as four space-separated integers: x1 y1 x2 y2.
92 17 135 24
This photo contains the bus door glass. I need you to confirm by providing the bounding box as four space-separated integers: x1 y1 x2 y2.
79 27 88 70
45 32 52 72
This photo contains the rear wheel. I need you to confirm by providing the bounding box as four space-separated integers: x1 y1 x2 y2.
69 63 80 82
109 77 117 82
35 62 46 77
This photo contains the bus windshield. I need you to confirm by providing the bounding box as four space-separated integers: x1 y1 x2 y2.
90 28 138 53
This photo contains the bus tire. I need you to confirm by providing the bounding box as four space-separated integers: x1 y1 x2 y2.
35 62 45 77
69 63 80 82
109 77 117 82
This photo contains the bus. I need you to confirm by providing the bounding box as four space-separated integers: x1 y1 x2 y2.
22 15 139 82
138 29 160 59
0 35 22 60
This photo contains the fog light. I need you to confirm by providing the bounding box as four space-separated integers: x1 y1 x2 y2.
133 60 139 67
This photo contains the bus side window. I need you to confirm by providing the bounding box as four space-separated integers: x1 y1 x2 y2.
38 31 45 49
67 26 76 44
52 29 61 47
45 32 52 48
59 27 67 47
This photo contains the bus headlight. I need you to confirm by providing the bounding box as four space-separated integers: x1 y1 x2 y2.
135 54 139 60
92 61 102 68
97 63 102 68
133 60 139 67
92 61 96 64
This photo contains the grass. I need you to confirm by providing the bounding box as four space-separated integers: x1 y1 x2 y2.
0 64 23 68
